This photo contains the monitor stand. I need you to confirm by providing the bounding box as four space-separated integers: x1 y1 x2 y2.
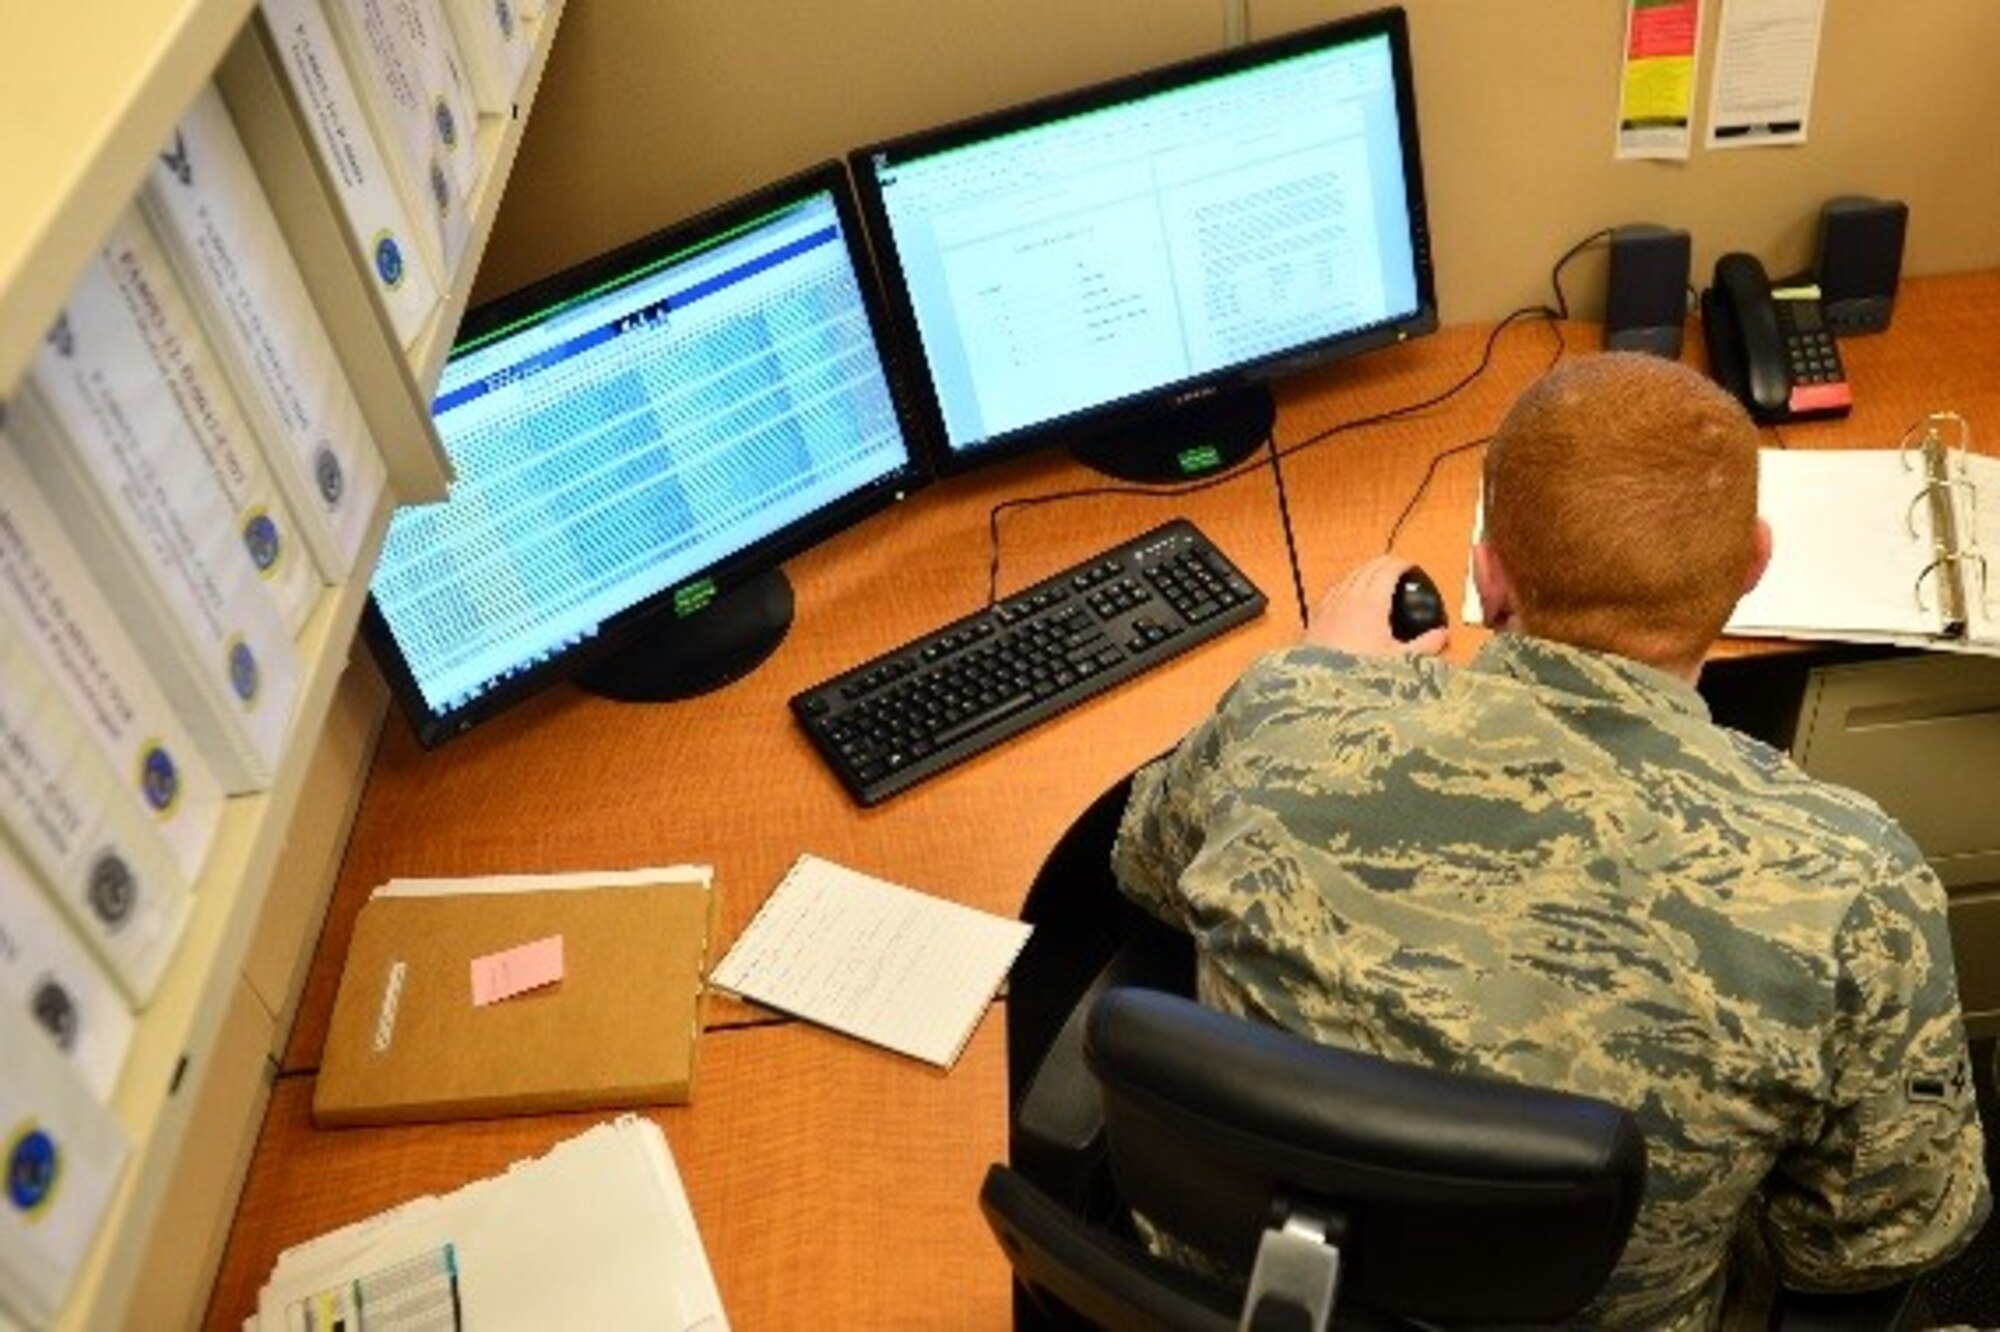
1067 383 1276 484
574 567 795 702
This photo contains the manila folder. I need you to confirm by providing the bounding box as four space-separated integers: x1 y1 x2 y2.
315 873 713 1126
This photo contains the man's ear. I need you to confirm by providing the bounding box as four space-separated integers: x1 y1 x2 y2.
1744 518 1774 595
1472 541 1514 628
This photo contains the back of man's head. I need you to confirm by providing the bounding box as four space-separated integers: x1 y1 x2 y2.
1482 352 1761 668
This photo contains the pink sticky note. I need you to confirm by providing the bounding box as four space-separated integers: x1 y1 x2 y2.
471 934 565 1006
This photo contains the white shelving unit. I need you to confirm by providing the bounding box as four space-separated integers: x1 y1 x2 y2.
0 2 567 1326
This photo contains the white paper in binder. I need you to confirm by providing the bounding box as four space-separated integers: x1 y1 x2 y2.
0 630 192 1006
0 837 136 1101
144 82 388 585
258 0 443 347
95 208 319 636
325 0 474 287
0 1002 131 1329
15 245 302 794
251 1116 727 1331
442 0 532 114
0 437 225 888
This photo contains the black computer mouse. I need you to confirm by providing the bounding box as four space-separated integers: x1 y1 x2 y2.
1388 565 1448 641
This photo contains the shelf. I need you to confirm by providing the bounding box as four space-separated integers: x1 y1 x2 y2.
6 5 570 1322
0 0 257 397
55 492 394 1332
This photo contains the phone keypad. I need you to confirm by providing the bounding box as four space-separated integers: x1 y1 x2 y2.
1777 300 1846 385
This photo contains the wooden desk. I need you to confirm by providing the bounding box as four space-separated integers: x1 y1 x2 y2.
205 272 2000 1329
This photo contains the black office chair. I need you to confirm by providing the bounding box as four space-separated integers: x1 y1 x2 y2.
996 772 1926 1332
988 985 1647 1330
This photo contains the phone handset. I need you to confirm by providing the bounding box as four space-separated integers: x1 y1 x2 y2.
1713 252 1791 415
1701 251 1853 423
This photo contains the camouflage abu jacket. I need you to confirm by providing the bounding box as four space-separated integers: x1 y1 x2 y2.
1112 633 1989 1330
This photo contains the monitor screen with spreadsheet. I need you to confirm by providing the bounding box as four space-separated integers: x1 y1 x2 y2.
851 6 1436 483
362 163 925 746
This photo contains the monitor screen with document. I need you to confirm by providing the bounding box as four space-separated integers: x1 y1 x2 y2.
850 6 1437 482
363 162 925 746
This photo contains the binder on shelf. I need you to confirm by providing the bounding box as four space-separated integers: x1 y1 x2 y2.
0 629 191 1006
324 0 474 288
14 242 303 794
97 207 319 635
0 1000 131 1330
0 837 136 1102
1726 412 2000 651
0 438 225 888
442 0 531 115
143 81 389 585
257 0 444 347
406 0 485 199
315 866 716 1126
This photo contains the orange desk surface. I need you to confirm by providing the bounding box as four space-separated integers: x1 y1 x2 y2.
206 271 2000 1329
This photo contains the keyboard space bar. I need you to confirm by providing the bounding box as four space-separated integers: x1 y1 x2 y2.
932 688 1038 749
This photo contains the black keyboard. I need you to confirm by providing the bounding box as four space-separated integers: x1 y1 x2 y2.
792 518 1267 805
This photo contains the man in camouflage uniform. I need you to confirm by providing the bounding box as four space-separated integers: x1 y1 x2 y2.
1112 353 1990 1329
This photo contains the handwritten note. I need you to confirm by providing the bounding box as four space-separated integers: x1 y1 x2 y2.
707 855 1032 1067
470 934 565 1006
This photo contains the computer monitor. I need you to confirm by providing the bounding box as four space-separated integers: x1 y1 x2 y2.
363 162 925 747
851 6 1437 483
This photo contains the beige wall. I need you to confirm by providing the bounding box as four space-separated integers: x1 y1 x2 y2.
478 1 2000 324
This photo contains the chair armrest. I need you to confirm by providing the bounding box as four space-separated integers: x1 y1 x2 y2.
981 1163 1239 1332
1011 921 1191 1214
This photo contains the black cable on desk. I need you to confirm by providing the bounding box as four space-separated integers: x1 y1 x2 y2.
1263 430 1311 630
1381 310 1569 553
980 301 1567 605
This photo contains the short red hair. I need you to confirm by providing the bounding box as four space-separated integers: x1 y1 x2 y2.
1483 353 1761 666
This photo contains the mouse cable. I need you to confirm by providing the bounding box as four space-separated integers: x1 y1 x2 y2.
1262 428 1312 630
1272 303 1561 466
981 449 1272 606
1381 311 1569 553
980 300 1566 607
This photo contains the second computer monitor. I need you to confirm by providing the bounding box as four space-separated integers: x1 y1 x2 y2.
363 162 924 746
852 6 1438 483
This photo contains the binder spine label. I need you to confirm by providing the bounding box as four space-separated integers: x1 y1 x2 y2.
103 211 320 632
0 633 188 1001
261 0 443 344
0 838 136 1101
0 438 225 884
23 244 302 787
144 83 385 580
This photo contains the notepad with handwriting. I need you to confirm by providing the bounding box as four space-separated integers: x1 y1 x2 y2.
709 855 1032 1068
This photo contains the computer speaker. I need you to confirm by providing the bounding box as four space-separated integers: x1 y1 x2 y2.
1604 224 1691 359
1815 195 1907 335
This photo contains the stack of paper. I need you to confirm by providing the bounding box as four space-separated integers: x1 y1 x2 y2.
249 1116 727 1330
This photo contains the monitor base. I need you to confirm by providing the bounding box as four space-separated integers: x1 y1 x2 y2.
575 566 795 702
1068 384 1276 484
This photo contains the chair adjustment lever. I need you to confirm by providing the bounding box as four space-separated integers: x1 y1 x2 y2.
1240 1210 1341 1332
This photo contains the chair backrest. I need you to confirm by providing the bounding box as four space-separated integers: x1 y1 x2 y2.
1085 988 1648 1326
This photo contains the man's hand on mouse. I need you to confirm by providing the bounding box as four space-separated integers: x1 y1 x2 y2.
1304 554 1450 658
